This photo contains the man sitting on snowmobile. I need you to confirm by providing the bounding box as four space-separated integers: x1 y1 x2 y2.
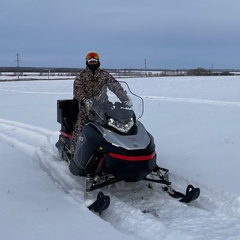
69 51 131 157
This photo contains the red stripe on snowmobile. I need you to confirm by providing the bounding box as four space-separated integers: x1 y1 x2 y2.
60 130 72 138
108 151 156 161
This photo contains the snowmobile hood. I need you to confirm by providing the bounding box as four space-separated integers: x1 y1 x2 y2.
92 121 151 150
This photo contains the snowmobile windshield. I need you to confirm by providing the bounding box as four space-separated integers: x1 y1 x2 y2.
87 81 143 132
89 81 143 119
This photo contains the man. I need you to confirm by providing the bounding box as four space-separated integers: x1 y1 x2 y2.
69 51 130 156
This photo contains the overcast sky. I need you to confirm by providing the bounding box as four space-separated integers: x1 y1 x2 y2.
1 0 240 69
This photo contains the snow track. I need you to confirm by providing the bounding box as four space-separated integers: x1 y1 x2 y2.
145 96 240 107
1 117 240 240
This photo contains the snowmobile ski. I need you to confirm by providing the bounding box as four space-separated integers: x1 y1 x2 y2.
145 166 200 203
88 191 110 214
163 185 200 203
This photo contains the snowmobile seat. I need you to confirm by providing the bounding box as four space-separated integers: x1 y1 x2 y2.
57 98 79 133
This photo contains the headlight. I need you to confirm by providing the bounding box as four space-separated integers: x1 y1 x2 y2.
108 117 134 133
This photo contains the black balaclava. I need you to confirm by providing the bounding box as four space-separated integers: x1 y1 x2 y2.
86 61 100 72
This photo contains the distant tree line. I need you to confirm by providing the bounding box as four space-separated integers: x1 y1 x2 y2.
0 66 238 77
186 68 234 76
0 67 80 74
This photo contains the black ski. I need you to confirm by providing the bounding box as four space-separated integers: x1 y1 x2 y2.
163 184 200 203
88 191 110 214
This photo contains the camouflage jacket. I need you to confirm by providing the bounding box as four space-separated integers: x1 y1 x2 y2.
73 66 129 104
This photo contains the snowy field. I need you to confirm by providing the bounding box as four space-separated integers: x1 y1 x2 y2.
1 76 240 240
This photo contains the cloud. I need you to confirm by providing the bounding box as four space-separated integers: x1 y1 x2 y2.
1 0 240 68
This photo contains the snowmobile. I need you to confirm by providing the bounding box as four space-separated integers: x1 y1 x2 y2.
55 81 200 213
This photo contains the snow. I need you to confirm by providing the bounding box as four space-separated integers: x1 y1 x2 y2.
1 76 240 240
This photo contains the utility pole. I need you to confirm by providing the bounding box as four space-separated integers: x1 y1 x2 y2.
210 63 213 76
144 58 147 76
16 53 21 80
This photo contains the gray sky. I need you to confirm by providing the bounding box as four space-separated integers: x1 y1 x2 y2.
1 0 240 69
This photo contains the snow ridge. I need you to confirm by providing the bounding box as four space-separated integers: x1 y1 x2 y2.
145 96 240 107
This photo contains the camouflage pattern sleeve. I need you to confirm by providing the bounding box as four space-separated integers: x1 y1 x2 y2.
73 71 85 102
103 71 129 102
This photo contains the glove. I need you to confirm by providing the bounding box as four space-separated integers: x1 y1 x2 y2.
83 99 93 106
83 99 93 113
123 100 133 108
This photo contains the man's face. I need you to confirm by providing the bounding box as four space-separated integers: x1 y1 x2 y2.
88 60 98 65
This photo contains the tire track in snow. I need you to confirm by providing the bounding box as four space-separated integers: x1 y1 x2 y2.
0 118 86 198
1 118 240 239
0 89 71 95
102 181 240 240
0 118 53 157
0 119 193 239
145 96 240 107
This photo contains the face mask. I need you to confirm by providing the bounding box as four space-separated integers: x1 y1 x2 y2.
87 61 100 71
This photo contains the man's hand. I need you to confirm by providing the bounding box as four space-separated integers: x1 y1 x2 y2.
123 100 133 108
83 99 93 114
83 99 93 106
